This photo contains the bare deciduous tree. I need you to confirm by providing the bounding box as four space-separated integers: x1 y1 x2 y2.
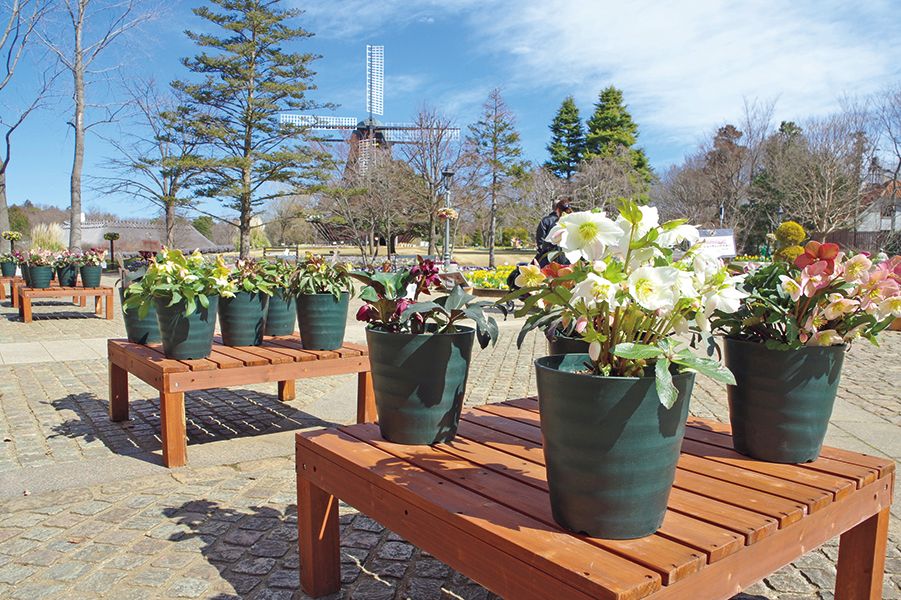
571 148 647 211
41 0 156 249
876 85 901 232
0 0 53 234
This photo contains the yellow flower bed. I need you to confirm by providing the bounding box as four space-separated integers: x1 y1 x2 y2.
468 265 516 289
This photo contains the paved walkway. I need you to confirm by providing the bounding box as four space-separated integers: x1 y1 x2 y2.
0 283 898 599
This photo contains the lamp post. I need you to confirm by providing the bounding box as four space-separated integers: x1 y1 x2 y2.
441 168 454 271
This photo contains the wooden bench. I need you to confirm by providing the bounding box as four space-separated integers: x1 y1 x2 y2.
296 396 894 600
0 275 22 303
17 286 112 322
109 336 375 468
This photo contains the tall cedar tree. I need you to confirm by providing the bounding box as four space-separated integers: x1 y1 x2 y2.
585 86 652 182
465 88 526 267
172 0 325 257
545 96 584 180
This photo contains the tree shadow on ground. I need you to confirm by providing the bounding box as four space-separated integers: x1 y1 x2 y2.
47 389 332 466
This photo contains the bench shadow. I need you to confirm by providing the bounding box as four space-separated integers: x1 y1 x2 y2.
48 389 333 466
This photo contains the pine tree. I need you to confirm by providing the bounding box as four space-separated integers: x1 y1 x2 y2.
545 96 584 180
585 86 651 182
172 0 326 257
465 88 527 267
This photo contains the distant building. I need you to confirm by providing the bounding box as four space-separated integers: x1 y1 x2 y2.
59 220 215 252
857 180 901 233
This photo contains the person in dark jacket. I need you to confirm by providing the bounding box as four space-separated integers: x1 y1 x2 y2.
534 199 572 266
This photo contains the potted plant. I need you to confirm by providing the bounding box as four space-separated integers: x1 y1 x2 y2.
352 256 500 445
292 253 354 350
712 240 901 463
118 254 159 344
25 249 55 289
123 248 234 359
54 251 80 286
14 251 28 285
510 199 743 539
104 231 120 259
2 230 21 253
0 252 16 277
265 258 297 336
79 248 106 288
219 259 278 346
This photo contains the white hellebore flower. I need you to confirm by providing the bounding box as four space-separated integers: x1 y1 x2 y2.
546 211 623 263
691 250 724 283
877 296 901 320
807 329 843 347
571 273 618 308
823 293 858 320
778 275 803 302
657 223 700 248
612 205 660 258
628 266 678 312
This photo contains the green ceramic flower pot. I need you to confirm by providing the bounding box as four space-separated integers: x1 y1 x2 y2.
154 295 218 359
547 333 590 355
219 291 269 346
57 265 78 286
366 326 474 445
535 353 695 539
296 292 349 350
119 287 160 344
265 288 296 336
80 265 102 288
0 261 15 277
725 337 845 463
28 265 53 289
21 263 30 287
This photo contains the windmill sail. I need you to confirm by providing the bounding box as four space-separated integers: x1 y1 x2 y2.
366 45 384 117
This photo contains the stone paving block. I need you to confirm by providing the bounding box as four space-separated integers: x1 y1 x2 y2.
166 577 210 598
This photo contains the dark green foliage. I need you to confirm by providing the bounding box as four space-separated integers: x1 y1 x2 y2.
545 96 584 179
8 205 28 234
585 86 651 182
192 215 214 238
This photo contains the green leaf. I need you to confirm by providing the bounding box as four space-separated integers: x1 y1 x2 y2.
674 354 736 385
655 358 678 409
613 342 663 360
443 284 467 311
197 293 209 309
400 301 446 322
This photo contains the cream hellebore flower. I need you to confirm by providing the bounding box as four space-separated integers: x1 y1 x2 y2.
514 264 546 288
546 211 623 262
611 205 660 258
691 250 724 284
876 296 901 319
842 254 872 284
657 223 700 248
823 293 858 320
571 272 619 308
628 266 678 312
778 275 803 302
807 329 843 347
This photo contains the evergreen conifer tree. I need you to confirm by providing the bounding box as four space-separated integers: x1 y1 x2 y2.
545 96 584 180
585 86 651 182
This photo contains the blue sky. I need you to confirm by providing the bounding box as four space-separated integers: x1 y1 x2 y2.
7 0 901 220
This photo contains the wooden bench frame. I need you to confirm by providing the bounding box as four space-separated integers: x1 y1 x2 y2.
108 337 376 468
296 398 894 600
17 285 112 322
0 275 22 303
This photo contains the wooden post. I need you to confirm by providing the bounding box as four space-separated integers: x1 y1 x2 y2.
835 507 890 599
105 291 113 320
159 391 187 468
11 281 18 308
108 362 129 422
297 469 340 597
20 294 31 323
356 370 376 424
94 295 103 316
278 380 296 402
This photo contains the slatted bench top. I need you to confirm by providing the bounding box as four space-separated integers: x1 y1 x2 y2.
295 396 894 600
18 285 112 295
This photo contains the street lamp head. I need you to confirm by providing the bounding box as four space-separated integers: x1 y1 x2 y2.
442 168 455 180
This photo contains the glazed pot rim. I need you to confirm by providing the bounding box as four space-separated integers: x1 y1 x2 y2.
297 291 350 297
535 353 696 382
724 336 846 353
366 324 475 338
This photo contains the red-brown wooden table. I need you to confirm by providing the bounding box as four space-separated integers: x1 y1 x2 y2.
296 397 893 600
0 275 22 303
109 336 375 468
17 285 111 322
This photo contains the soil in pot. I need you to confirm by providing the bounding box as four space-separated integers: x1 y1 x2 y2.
154 295 219 359
725 337 844 463
120 287 160 344
80 265 102 288
265 288 296 336
536 353 694 539
0 261 15 277
366 325 474 445
28 265 53 289
57 265 78 286
296 292 349 350
219 291 269 346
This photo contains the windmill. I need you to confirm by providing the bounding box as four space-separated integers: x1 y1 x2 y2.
280 45 460 173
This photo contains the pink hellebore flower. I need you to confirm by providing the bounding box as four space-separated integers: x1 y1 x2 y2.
799 261 830 297
841 254 872 284
823 294 858 321
574 316 589 334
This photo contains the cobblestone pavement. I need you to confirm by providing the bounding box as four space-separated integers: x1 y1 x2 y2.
0 293 899 598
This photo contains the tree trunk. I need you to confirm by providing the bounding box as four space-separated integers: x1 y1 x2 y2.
427 212 436 256
165 201 176 247
69 31 85 251
488 174 498 267
0 170 9 234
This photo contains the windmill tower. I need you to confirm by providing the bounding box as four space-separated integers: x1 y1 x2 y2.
280 45 460 173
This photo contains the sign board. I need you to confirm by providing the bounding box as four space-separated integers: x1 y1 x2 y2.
697 228 736 258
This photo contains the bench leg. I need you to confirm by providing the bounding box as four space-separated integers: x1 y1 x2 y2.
20 296 31 323
278 380 296 401
159 391 187 468
835 507 890 599
109 362 129 421
95 295 103 316
356 371 376 424
298 472 340 597
79 295 86 307
11 285 18 308
106 293 113 320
